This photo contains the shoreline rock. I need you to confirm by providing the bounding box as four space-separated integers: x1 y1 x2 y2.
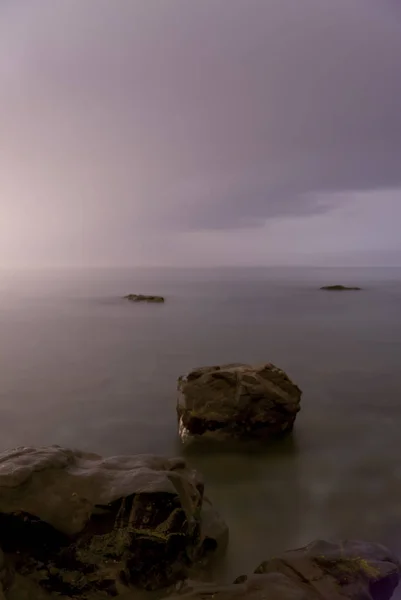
320 285 361 291
169 539 401 600
0 448 399 600
0 446 227 598
124 294 165 303
177 363 302 446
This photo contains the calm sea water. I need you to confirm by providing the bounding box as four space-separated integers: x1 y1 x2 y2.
1 267 401 584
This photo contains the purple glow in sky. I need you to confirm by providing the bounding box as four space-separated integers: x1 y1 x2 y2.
1 0 401 267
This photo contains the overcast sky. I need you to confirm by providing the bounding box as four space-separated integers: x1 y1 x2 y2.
1 0 401 267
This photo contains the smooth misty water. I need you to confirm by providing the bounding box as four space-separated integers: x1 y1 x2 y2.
1 267 401 584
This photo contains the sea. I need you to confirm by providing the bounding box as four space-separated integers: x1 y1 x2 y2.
1 266 401 585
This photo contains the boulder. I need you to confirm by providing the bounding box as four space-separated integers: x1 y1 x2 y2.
254 539 400 600
320 285 361 291
169 539 401 600
177 363 302 445
0 446 227 598
124 294 165 302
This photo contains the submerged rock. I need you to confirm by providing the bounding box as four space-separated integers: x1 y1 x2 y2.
170 539 401 600
320 285 361 291
177 363 302 445
0 446 227 598
124 294 165 303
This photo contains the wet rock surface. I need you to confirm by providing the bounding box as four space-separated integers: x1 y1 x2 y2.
177 363 302 445
0 446 227 598
169 539 401 600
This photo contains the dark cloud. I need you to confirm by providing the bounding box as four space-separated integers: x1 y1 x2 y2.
1 0 401 265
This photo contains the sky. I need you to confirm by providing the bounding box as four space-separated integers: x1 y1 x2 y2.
1 0 401 268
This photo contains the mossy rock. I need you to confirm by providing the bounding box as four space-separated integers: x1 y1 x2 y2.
0 446 226 594
315 555 381 583
177 363 301 445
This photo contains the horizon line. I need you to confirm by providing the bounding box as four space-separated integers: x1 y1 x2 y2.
1 264 401 271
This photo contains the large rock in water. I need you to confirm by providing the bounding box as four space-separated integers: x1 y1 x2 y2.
177 363 302 445
0 446 227 598
170 539 401 600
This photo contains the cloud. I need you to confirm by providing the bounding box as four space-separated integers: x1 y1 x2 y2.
171 188 401 268
1 0 401 266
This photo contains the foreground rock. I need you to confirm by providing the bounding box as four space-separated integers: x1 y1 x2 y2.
320 285 361 291
171 539 401 600
0 446 227 598
124 294 165 303
177 363 302 445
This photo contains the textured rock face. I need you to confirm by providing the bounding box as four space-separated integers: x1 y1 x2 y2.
0 446 227 598
124 294 165 302
177 363 302 445
170 539 401 600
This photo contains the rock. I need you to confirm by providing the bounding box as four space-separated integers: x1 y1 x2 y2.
0 446 227 597
320 285 361 291
169 539 401 600
254 539 400 600
169 573 312 600
177 363 302 445
124 294 165 303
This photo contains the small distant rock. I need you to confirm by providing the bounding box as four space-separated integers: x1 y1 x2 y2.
320 285 361 291
124 294 165 302
177 363 302 445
